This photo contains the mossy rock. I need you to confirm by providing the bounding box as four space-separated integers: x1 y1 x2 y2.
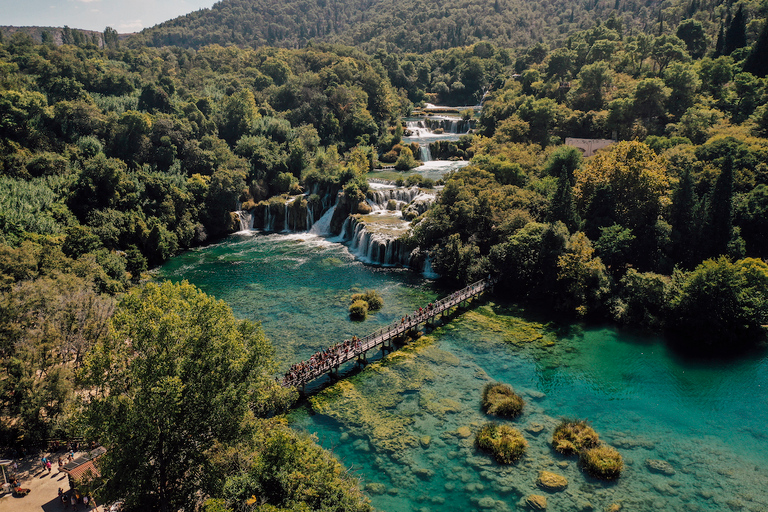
365 482 387 495
475 422 527 464
456 426 472 438
481 382 524 419
580 444 623 480
552 419 600 455
536 470 568 492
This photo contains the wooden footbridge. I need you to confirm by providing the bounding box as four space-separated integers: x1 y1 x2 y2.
281 278 495 391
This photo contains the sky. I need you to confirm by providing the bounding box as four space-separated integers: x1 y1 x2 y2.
1 0 219 33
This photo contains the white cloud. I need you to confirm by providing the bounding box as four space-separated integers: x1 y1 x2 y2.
77 0 101 3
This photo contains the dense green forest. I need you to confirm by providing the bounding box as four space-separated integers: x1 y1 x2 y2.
1 0 768 509
128 0 763 56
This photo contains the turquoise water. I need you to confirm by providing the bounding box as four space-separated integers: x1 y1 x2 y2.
159 232 768 512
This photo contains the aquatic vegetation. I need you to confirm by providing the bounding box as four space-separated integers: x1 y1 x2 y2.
481 382 525 418
552 419 600 455
580 444 624 480
309 338 446 457
351 289 384 311
475 422 527 464
349 299 369 320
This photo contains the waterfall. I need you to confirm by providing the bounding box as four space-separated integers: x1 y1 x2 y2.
308 205 336 236
236 210 254 232
283 199 292 233
420 145 432 162
339 216 411 267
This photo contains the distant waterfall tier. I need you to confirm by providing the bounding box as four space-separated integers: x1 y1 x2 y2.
339 214 413 267
365 186 435 216
404 117 476 136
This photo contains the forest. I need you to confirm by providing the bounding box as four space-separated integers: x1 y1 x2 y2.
1 0 768 509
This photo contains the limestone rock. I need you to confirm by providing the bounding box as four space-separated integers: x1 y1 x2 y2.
477 496 497 509
606 504 621 512
524 494 547 510
420 435 431 448
413 467 434 480
645 458 676 475
364 482 386 495
536 470 568 492
457 426 472 438
525 423 546 435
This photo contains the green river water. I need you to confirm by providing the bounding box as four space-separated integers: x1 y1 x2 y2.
159 230 768 512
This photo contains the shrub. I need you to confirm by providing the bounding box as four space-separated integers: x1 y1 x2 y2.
481 383 524 419
386 199 398 211
552 419 600 455
580 444 623 480
351 290 383 311
349 300 368 320
475 423 527 464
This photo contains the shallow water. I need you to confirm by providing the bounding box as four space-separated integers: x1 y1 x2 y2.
159 232 768 512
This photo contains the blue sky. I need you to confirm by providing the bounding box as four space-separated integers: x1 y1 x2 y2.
1 0 219 33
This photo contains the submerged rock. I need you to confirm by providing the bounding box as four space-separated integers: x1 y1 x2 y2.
536 470 568 492
646 458 676 475
365 482 386 495
457 426 472 438
420 435 431 448
525 423 546 435
522 494 547 510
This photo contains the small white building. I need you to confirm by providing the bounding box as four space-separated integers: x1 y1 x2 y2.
565 138 616 157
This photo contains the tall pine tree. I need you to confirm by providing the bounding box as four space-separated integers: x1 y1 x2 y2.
743 20 768 77
715 21 725 56
724 4 747 55
706 157 734 258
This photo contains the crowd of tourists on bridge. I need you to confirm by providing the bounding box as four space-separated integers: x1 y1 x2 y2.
280 278 492 388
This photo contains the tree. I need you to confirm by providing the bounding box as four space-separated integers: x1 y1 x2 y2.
394 146 418 170
546 48 576 80
705 157 734 258
575 141 670 233
676 19 708 59
670 257 768 346
663 63 701 119
545 146 582 231
569 61 614 111
633 78 670 126
103 27 119 49
743 20 768 77
651 35 688 74
82 281 278 512
724 4 747 56
557 231 610 316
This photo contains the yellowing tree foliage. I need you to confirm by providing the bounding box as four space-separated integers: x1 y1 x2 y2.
574 141 670 231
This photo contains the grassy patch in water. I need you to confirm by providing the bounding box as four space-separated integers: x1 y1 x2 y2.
552 419 600 455
481 382 524 419
475 422 527 464
580 444 624 480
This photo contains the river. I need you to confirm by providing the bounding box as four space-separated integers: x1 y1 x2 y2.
159 230 768 512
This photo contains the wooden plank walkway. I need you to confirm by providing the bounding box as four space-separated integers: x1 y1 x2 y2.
281 278 494 390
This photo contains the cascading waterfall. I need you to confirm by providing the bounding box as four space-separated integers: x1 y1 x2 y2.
309 205 336 236
339 216 411 267
420 145 432 162
236 210 254 231
234 186 435 272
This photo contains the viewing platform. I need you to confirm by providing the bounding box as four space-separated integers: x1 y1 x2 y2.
282 278 495 392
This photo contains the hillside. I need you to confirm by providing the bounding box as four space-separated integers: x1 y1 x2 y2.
128 0 683 52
